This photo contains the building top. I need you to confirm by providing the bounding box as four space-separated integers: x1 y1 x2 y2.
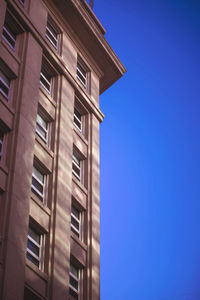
53 0 126 94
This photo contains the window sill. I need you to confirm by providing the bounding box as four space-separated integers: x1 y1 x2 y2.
1 39 21 65
72 176 88 196
71 232 87 252
0 95 15 115
35 135 54 158
73 126 88 146
39 86 56 107
26 259 48 281
31 193 51 216
76 78 90 96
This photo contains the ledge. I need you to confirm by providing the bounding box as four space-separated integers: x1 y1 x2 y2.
52 0 126 94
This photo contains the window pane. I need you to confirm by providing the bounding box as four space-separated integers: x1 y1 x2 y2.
46 21 58 48
26 252 39 267
72 164 80 179
72 206 79 219
70 264 79 278
69 288 78 299
0 70 10 87
77 62 87 86
28 227 40 244
74 108 82 131
70 276 78 290
32 177 43 194
2 26 16 49
47 22 57 38
27 239 40 256
71 217 79 231
36 124 47 140
33 166 44 183
77 63 86 78
73 155 80 167
37 114 47 129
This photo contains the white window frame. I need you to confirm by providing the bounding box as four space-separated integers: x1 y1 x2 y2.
27 226 43 269
76 61 87 88
2 25 16 50
31 166 45 201
69 264 79 298
0 131 4 159
72 153 82 182
0 70 10 99
36 113 48 144
19 0 25 6
74 108 82 133
71 205 81 238
40 69 51 94
46 18 58 49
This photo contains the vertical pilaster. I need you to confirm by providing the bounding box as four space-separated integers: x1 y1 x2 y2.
51 76 74 299
90 113 100 300
2 33 42 300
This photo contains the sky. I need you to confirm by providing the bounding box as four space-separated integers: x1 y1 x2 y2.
93 1 200 299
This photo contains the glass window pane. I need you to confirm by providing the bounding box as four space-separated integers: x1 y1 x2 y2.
0 70 10 87
72 206 79 219
32 166 44 183
32 177 43 194
36 124 47 140
70 264 79 278
73 155 80 167
70 276 78 290
27 239 40 256
28 227 40 244
26 252 39 267
71 217 79 231
37 114 47 129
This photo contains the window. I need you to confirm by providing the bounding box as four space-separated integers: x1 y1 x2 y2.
36 113 48 143
69 262 79 299
0 130 4 160
76 59 87 88
46 17 59 49
0 69 10 99
71 205 81 238
72 152 82 182
26 225 43 269
73 108 82 132
19 0 25 6
31 165 45 201
2 11 22 50
40 64 52 94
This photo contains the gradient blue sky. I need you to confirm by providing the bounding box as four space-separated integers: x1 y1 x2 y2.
93 1 200 299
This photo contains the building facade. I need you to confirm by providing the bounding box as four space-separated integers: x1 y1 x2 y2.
0 0 125 299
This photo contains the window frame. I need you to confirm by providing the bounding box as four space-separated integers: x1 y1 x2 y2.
0 69 10 100
71 205 81 238
72 152 82 182
73 107 82 133
46 17 59 50
2 25 16 50
26 225 43 270
69 262 80 299
40 67 52 94
2 11 23 51
19 0 25 6
36 112 48 144
31 165 46 202
76 58 89 90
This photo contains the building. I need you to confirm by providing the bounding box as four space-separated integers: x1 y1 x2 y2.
0 0 125 299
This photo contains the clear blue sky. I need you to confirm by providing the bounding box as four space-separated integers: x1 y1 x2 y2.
94 1 200 299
